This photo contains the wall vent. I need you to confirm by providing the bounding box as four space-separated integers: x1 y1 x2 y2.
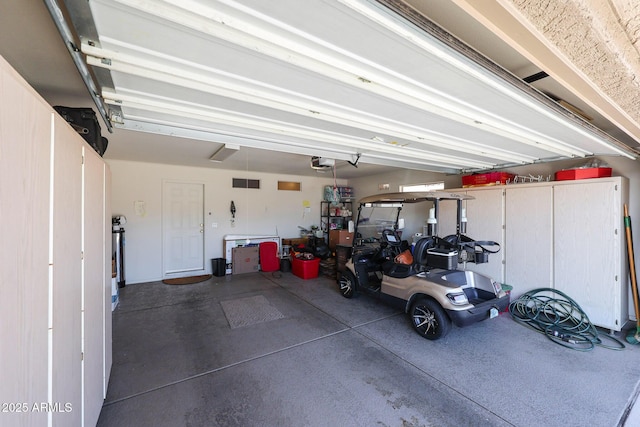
233 178 260 189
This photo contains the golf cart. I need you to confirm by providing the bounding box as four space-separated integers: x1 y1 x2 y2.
338 191 509 340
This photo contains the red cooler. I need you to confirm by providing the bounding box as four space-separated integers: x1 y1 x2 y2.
259 242 280 272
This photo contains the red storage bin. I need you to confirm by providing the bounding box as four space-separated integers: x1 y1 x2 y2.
554 167 612 181
291 256 320 279
462 172 515 187
259 241 280 272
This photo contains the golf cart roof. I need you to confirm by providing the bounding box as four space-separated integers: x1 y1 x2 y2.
358 191 474 206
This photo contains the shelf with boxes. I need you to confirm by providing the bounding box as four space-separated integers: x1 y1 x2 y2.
320 200 353 243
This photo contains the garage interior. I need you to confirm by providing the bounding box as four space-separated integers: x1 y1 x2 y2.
2 0 640 426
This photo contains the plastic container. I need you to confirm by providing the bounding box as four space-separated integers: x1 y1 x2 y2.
554 167 611 181
280 258 291 272
211 258 226 277
462 172 515 187
281 245 291 258
259 241 280 272
501 284 513 312
292 256 321 279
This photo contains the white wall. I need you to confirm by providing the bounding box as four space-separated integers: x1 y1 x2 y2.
107 160 347 284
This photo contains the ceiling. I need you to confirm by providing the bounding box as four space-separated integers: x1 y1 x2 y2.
1 0 638 179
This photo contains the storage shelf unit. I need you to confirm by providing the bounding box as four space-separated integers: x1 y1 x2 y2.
320 200 353 241
321 186 354 243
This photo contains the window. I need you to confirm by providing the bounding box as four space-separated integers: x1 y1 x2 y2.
399 181 444 192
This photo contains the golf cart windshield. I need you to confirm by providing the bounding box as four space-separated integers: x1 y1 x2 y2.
355 191 473 243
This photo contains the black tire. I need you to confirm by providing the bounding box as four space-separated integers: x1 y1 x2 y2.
338 270 357 298
410 298 451 340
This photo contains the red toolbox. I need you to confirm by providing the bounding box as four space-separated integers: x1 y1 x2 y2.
554 167 612 181
462 172 515 187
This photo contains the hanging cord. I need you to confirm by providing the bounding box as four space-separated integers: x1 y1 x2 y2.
509 288 625 351
332 165 339 203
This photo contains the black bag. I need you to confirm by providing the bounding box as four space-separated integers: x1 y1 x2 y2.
53 106 108 157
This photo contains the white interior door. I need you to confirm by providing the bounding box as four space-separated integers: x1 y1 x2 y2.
163 182 205 276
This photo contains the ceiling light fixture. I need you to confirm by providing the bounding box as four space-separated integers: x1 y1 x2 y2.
209 143 240 162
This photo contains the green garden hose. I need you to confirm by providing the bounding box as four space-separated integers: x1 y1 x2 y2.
509 288 625 352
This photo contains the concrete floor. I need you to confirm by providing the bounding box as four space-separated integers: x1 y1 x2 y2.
98 270 640 427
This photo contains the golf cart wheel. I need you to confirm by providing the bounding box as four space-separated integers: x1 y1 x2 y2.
410 298 451 340
338 270 357 298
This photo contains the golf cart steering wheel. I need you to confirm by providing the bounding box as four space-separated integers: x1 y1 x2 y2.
381 229 402 247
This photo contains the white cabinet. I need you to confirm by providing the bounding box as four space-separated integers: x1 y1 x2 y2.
0 55 111 425
451 177 629 331
553 179 628 331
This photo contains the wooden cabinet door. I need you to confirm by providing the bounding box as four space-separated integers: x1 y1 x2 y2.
0 56 51 426
553 180 623 330
83 147 107 426
505 186 553 298
51 116 83 426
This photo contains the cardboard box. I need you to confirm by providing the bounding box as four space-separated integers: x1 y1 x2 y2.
329 230 354 250
232 246 259 274
282 237 308 248
555 167 612 181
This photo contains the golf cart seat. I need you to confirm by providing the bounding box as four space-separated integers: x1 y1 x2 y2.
378 228 409 277
412 236 436 270
381 234 436 278
382 260 416 278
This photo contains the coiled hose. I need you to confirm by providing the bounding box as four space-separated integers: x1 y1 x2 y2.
508 288 625 351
